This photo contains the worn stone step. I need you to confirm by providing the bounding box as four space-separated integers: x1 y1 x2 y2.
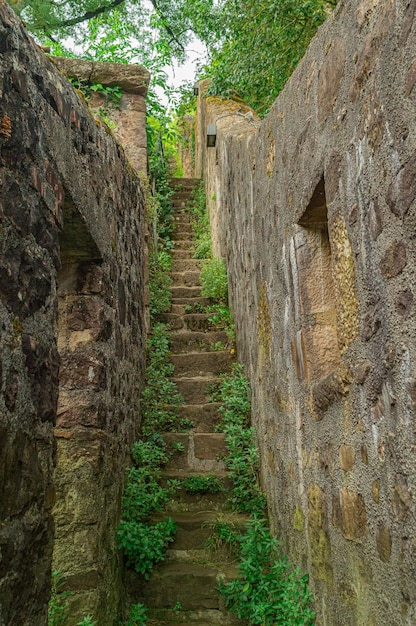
178 403 222 433
171 259 202 272
171 286 202 299
174 376 220 404
173 222 194 235
170 271 201 287
172 351 234 377
146 607 247 625
153 510 247 551
169 177 201 188
135 562 219 609
171 249 193 260
173 214 191 224
170 331 229 353
162 471 231 513
171 296 210 307
171 232 193 242
162 432 227 472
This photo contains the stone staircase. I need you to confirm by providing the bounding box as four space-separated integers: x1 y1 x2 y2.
126 179 248 625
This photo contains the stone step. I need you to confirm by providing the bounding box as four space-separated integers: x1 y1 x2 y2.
171 259 202 272
178 403 222 433
152 510 248 552
169 177 201 188
171 296 210 306
162 432 227 472
171 249 193 260
155 312 215 331
173 222 194 235
171 286 202 299
146 608 247 626
174 376 220 404
170 271 201 287
171 351 234 377
171 235 194 245
134 561 240 611
170 330 229 353
173 214 192 224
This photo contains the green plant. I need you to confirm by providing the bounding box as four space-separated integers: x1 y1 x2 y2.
173 602 182 611
209 340 226 352
188 182 212 260
77 616 97 626
219 517 315 625
122 603 148 626
117 438 178 577
207 304 235 343
213 364 266 516
117 517 177 577
48 570 71 626
205 519 241 557
184 301 206 314
200 257 228 303
140 323 185 435
182 475 224 494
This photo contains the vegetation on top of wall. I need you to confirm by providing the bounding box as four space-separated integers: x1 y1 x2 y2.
204 0 338 116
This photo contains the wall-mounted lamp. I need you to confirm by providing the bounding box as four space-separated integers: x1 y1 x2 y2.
193 82 199 96
207 123 217 148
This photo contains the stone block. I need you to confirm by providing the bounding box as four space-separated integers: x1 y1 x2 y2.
307 484 333 587
332 488 367 541
380 241 407 279
376 524 392 562
339 445 355 471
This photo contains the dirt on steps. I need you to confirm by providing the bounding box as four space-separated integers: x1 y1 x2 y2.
127 178 247 625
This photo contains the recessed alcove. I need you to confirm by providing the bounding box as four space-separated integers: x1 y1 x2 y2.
293 176 340 381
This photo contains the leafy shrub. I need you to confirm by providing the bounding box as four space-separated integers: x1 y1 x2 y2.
182 475 224 494
140 323 187 436
219 517 315 625
48 570 71 626
122 603 148 626
213 364 265 516
149 248 172 317
200 257 228 303
117 517 176 577
117 438 178 577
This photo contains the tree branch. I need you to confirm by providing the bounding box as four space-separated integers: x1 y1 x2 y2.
148 0 185 50
53 0 127 29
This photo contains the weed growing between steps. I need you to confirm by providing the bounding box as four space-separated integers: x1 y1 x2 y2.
219 518 315 625
182 474 225 494
140 322 189 435
117 438 178 577
116 158 189 606
211 365 315 625
212 364 266 516
188 181 212 259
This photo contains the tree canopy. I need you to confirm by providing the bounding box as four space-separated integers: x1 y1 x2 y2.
8 0 337 116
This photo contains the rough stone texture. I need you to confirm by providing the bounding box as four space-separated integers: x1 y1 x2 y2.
194 1 416 623
52 56 149 174
0 5 147 625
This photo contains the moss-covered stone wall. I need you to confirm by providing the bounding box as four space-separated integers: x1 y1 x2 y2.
195 1 416 623
0 4 148 624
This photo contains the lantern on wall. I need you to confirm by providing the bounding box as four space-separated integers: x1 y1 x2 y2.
207 123 217 147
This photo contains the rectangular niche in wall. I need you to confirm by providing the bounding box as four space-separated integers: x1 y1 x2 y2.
293 176 340 381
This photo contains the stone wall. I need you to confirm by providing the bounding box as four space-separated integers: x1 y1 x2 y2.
195 1 416 624
0 4 148 625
